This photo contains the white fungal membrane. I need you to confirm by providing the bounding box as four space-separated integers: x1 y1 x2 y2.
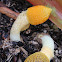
38 34 54 60
10 11 30 42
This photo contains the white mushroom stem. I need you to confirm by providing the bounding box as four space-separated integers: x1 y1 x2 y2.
10 11 30 42
38 34 54 60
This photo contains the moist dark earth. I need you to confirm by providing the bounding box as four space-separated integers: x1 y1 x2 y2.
0 0 62 62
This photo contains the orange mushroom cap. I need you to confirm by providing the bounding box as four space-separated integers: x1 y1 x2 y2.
26 5 52 25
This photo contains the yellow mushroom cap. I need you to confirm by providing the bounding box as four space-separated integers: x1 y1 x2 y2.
24 52 50 62
26 5 52 25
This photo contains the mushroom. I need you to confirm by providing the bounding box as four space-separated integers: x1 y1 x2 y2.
24 33 54 62
10 5 52 42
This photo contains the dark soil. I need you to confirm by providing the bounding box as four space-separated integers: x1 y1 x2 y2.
0 0 62 62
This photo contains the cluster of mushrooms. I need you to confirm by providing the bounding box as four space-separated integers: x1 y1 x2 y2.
10 5 55 62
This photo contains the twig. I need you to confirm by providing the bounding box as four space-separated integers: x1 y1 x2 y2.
0 2 19 19
20 47 28 56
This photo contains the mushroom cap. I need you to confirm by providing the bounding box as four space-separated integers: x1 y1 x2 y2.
26 5 52 25
24 52 50 62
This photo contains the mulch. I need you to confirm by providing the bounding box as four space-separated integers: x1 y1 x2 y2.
0 0 62 62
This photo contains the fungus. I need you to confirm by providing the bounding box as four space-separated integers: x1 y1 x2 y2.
10 5 52 42
24 33 54 62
